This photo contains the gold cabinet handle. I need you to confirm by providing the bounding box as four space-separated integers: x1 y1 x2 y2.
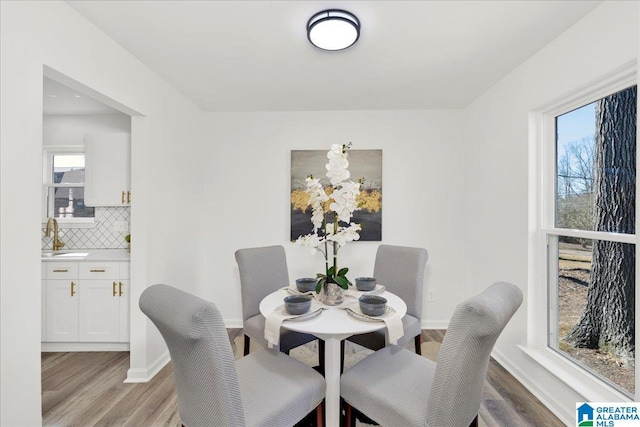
121 191 126 204
71 282 76 297
127 191 131 204
112 282 117 297
90 269 106 273
53 269 68 273
118 281 124 297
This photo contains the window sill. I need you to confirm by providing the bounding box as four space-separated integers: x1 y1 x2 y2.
518 345 632 402
41 219 97 229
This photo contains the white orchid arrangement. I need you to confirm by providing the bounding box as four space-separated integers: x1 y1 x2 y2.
295 143 362 292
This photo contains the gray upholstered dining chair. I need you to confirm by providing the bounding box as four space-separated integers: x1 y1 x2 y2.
341 282 523 427
235 246 324 367
139 284 325 427
345 244 429 358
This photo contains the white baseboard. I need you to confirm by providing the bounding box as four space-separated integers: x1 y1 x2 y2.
41 342 130 352
125 350 170 383
422 319 449 329
224 318 243 329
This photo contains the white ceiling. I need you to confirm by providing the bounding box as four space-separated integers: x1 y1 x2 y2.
44 77 122 115
66 1 602 112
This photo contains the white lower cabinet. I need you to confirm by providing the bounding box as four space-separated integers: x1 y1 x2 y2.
119 279 130 342
46 279 79 341
43 261 129 345
78 279 120 342
41 263 47 342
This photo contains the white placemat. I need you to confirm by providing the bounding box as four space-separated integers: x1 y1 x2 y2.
264 300 323 346
344 284 386 299
345 302 403 345
283 286 322 301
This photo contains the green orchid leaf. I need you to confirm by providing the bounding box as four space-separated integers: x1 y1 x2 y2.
327 266 336 276
337 267 349 277
334 275 349 288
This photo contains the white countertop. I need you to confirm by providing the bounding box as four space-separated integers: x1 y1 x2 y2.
41 249 130 262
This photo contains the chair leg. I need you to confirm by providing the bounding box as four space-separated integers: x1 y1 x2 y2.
344 401 353 427
315 401 324 427
469 415 478 427
243 335 250 356
340 340 345 373
415 334 422 355
318 339 325 375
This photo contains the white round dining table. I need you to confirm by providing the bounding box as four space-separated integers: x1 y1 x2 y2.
259 288 407 427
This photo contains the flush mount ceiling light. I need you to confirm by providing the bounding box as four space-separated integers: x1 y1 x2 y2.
307 9 360 51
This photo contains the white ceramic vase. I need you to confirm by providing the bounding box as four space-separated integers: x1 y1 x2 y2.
320 282 344 305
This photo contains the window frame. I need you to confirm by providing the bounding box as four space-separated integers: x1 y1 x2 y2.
527 62 638 403
42 146 96 228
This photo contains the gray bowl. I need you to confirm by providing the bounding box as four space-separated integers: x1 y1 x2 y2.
295 277 317 293
284 295 312 315
359 295 387 316
355 277 377 291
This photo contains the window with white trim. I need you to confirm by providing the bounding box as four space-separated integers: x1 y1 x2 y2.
43 148 95 222
543 84 636 397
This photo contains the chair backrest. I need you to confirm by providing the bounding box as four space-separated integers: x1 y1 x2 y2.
235 245 290 322
139 284 245 427
426 282 523 427
373 245 428 319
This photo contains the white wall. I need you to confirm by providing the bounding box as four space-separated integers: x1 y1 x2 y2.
3 1 639 425
202 110 466 327
463 2 638 423
43 114 131 146
0 2 206 424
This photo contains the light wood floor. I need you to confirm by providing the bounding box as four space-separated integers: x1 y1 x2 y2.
42 330 564 426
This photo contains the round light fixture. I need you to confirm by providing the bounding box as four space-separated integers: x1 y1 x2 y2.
307 9 360 51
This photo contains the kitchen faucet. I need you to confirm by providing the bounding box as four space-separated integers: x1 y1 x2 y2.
45 217 65 251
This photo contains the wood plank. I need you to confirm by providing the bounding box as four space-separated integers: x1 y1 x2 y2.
485 361 564 427
42 329 563 426
93 365 176 426
43 352 129 425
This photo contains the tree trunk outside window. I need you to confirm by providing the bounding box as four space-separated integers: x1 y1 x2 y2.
565 86 636 362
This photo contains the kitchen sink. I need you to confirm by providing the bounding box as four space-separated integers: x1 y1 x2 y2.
41 251 89 258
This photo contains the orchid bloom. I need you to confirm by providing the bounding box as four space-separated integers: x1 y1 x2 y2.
305 176 329 232
327 223 362 247
294 233 324 255
326 144 351 186
329 180 361 223
294 143 362 290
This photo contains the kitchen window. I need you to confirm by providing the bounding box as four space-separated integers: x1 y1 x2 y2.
43 148 95 223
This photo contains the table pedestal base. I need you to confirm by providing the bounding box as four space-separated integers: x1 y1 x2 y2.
324 337 342 427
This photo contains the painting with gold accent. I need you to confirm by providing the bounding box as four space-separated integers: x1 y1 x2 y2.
291 149 382 241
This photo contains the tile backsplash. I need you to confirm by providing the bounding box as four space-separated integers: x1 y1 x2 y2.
41 207 130 250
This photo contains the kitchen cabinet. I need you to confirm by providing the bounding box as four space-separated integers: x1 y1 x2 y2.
44 263 78 341
78 263 122 342
84 133 131 207
43 260 129 346
41 263 47 342
118 262 130 342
